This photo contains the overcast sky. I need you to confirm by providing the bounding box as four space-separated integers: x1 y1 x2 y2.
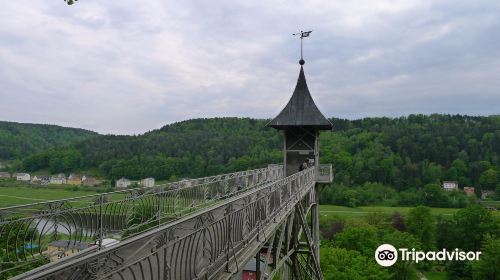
1 1 499 134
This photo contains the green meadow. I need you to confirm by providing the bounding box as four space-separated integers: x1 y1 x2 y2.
0 186 100 208
319 204 500 219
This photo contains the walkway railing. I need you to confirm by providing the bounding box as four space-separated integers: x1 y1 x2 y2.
15 168 316 280
0 165 283 278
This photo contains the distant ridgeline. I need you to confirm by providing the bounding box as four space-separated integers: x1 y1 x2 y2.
0 121 97 161
4 115 500 192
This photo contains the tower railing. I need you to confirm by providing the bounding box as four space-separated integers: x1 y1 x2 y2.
0 165 283 278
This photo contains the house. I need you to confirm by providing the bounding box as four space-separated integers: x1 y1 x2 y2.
442 181 458 191
0 172 11 179
172 179 192 189
50 174 66 185
481 190 495 200
16 173 31 181
82 177 102 187
67 174 82 185
45 240 93 262
463 187 475 196
140 177 155 188
116 178 132 189
31 175 41 184
31 175 50 185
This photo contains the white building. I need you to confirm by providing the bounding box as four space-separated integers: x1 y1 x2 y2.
140 177 155 188
116 178 131 189
16 173 31 181
442 181 459 191
50 174 67 185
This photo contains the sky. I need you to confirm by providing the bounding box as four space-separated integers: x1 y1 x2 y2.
1 0 499 135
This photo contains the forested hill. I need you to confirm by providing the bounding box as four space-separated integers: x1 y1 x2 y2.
21 118 283 179
0 121 98 161
322 115 500 186
16 115 500 192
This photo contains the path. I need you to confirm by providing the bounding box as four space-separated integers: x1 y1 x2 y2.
0 194 48 201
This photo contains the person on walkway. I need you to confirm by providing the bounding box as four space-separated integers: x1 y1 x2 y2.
299 158 310 171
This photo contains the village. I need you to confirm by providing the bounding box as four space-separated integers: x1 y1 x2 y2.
441 180 496 201
0 171 155 189
0 170 496 201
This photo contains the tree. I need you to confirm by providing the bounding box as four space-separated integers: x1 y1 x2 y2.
447 259 473 280
334 225 379 256
322 220 345 241
392 212 406 231
421 161 443 185
435 216 457 250
453 205 498 251
398 189 423 206
320 247 390 280
422 184 449 207
406 206 435 251
319 215 345 241
451 159 468 177
472 235 500 280
479 169 498 190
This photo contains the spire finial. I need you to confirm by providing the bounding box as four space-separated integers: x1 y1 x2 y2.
292 30 312 65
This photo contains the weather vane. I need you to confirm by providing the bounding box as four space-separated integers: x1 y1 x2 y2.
292 30 312 65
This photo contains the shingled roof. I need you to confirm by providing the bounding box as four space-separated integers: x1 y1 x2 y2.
267 66 332 130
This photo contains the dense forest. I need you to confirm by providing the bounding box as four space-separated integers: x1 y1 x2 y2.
4 115 500 199
0 121 97 160
18 118 282 179
319 114 500 207
319 205 500 279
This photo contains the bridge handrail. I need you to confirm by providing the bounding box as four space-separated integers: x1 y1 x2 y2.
0 165 283 277
14 168 316 280
0 165 282 211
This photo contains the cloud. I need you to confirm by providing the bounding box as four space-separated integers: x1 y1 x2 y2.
0 0 499 134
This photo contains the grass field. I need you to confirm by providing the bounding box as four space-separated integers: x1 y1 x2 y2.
319 205 500 219
482 200 500 207
0 186 100 208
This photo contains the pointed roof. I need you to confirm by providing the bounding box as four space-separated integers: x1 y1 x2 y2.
267 65 332 130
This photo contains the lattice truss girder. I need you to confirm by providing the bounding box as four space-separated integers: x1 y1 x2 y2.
235 192 323 280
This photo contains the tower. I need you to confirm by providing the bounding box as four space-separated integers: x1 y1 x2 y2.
267 56 332 279
267 60 332 176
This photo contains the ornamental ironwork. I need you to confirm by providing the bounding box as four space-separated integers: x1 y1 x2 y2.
0 165 283 278
13 167 324 280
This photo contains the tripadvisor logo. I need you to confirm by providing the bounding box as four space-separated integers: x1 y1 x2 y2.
375 244 481 267
375 244 398 267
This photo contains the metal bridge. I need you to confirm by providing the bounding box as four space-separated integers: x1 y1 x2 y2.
1 59 334 279
1 165 332 280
